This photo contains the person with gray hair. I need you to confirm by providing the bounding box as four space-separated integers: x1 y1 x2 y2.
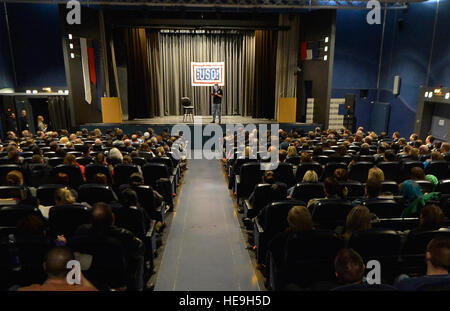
108 147 123 165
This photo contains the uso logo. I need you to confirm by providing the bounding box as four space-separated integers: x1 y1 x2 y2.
191 62 224 86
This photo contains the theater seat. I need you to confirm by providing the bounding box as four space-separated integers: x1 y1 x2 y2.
48 203 92 238
378 162 401 182
113 164 140 187
67 235 127 290
401 228 450 276
78 184 118 205
348 228 401 283
274 163 296 187
36 184 67 206
295 162 322 182
291 182 325 203
52 164 85 188
0 205 44 227
310 199 353 229
401 161 424 182
340 181 365 199
320 162 347 181
84 164 113 185
253 200 305 263
348 162 374 183
235 162 263 205
381 181 399 195
415 180 434 194
361 198 402 218
270 230 344 290
142 163 175 210
425 161 449 180
0 165 24 186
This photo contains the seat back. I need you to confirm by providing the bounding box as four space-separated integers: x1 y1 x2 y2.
402 229 450 255
112 206 146 240
0 205 43 227
349 228 401 260
263 200 306 237
0 165 23 185
142 163 169 187
68 235 126 289
425 161 449 180
78 184 117 205
311 199 353 228
362 199 402 218
52 165 84 188
0 186 26 199
48 204 92 237
401 161 424 181
48 157 64 167
296 162 322 181
415 180 434 194
340 181 365 199
291 182 325 203
312 155 329 166
274 163 295 187
381 181 399 195
348 162 374 182
284 230 345 286
36 184 67 206
132 157 147 168
148 157 174 172
286 156 300 166
239 162 263 198
378 162 401 182
321 162 347 180
114 164 140 187
437 179 450 195
85 164 113 185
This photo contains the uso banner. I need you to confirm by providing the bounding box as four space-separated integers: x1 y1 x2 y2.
191 62 225 86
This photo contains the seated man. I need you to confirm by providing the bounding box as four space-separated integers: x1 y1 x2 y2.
395 237 450 290
74 202 145 291
308 177 343 213
18 246 97 291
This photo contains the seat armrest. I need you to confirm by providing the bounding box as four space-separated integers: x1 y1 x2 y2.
243 199 252 218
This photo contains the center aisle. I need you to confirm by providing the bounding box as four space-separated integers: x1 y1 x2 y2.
155 159 260 291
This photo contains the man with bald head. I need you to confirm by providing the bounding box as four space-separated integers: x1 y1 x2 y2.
18 247 97 291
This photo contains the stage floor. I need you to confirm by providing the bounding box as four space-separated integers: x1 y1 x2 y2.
119 115 284 125
81 116 322 136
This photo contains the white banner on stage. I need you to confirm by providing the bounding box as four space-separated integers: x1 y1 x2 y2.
191 62 225 86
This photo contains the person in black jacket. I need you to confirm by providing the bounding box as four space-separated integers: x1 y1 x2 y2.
7 113 18 134
74 202 145 291
18 109 30 133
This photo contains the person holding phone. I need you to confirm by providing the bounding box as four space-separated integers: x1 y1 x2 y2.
211 83 223 124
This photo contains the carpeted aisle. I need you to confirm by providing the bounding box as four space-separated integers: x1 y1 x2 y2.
155 159 260 291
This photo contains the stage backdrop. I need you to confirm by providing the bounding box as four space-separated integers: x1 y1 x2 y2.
121 25 291 119
156 31 255 116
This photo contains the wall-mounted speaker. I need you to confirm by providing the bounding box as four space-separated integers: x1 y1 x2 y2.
393 75 401 95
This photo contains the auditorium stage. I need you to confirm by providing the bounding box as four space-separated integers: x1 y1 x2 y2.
81 116 322 135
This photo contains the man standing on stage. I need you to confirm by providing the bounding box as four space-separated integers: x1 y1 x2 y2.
211 83 223 124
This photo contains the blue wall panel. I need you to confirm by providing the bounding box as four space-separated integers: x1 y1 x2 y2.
0 6 14 90
6 3 66 88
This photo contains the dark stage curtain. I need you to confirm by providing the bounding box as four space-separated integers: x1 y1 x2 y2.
48 96 71 131
124 28 154 119
253 30 278 119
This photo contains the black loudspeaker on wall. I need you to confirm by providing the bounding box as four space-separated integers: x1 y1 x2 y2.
344 93 356 115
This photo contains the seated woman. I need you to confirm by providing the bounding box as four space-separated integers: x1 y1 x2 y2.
340 205 373 244
5 170 36 205
404 204 446 241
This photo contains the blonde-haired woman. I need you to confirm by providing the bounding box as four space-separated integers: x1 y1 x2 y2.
287 146 298 158
342 205 372 242
37 115 47 132
368 167 385 183
54 188 76 206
